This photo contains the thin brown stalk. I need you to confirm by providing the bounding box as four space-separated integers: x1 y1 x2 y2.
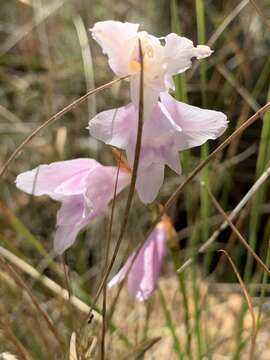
249 0 270 30
120 337 162 360
0 318 32 360
0 76 128 179
178 162 270 273
0 255 65 350
0 244 100 319
85 39 144 323
62 255 75 332
219 250 256 360
206 187 270 277
101 152 122 360
214 63 259 112
217 208 248 274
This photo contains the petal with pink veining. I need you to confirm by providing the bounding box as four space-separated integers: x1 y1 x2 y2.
89 104 136 148
164 33 213 76
160 92 228 150
136 163 164 204
15 159 97 200
108 222 166 301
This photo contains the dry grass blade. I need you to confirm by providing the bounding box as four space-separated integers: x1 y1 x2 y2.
73 15 96 118
86 38 144 322
178 162 270 273
62 256 75 332
206 187 270 277
0 353 19 360
208 0 249 46
249 0 270 30
0 1 64 56
0 319 32 360
0 76 128 179
219 250 256 360
215 63 259 112
189 0 249 79
0 255 65 349
0 245 100 320
120 337 162 360
69 332 78 360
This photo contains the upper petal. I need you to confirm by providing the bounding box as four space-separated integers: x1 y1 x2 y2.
89 104 137 149
15 159 98 200
91 21 139 76
160 92 228 151
164 33 213 77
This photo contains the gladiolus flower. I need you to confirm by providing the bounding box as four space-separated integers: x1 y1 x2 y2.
16 159 130 253
91 20 213 119
89 92 228 204
108 221 167 301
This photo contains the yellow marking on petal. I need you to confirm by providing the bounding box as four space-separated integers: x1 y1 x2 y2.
130 60 141 71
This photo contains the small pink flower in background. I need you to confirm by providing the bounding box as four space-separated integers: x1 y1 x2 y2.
16 159 130 254
91 20 213 119
108 220 168 301
89 92 228 204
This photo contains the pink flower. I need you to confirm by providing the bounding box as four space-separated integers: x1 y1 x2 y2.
91 20 212 119
89 92 228 204
108 221 167 301
16 159 130 254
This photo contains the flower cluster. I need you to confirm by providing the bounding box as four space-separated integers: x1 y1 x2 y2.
16 20 228 300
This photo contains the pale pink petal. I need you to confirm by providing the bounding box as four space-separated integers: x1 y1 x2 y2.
164 33 213 77
16 158 130 253
161 144 182 174
124 101 182 172
108 253 135 288
130 73 166 120
128 223 166 301
195 45 213 59
109 222 166 301
88 104 136 148
54 224 82 254
54 196 94 253
85 166 130 212
91 21 139 76
56 196 85 227
160 92 228 150
15 159 97 200
136 163 164 204
54 167 130 253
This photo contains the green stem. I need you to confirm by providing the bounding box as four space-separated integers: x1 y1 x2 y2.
245 87 270 282
170 248 192 358
196 0 210 271
158 285 185 359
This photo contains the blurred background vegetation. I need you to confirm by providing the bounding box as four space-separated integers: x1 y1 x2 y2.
0 0 270 358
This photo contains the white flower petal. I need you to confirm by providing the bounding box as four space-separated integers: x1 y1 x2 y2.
91 21 139 76
164 33 213 76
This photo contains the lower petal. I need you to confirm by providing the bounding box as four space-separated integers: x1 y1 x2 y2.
54 225 81 254
136 163 164 204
